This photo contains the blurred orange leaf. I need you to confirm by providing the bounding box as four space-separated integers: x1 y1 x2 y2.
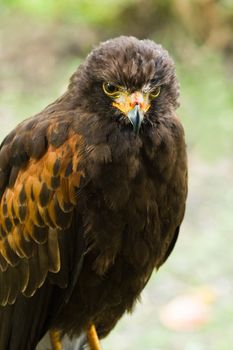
159 287 216 331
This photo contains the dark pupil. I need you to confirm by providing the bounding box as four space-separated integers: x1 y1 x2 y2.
106 83 117 93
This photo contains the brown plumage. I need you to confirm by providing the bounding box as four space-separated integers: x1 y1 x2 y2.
0 36 187 349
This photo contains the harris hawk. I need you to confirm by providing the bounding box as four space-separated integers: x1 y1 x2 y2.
0 36 187 350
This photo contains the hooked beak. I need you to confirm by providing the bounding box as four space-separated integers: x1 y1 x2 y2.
112 91 150 136
127 104 144 135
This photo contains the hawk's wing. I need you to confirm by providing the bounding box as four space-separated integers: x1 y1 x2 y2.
0 112 86 347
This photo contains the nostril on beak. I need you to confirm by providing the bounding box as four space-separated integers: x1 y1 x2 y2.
130 101 141 108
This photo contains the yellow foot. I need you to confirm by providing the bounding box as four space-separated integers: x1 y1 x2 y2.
49 330 62 350
87 324 101 350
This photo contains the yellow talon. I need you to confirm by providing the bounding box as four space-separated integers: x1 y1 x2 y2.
49 330 62 350
87 324 101 350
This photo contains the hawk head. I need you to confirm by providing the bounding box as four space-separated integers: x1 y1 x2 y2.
69 36 179 135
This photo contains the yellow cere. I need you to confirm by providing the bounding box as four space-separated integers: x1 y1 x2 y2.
112 91 151 115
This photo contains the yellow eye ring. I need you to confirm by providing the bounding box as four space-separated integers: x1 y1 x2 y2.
150 86 161 99
103 82 120 97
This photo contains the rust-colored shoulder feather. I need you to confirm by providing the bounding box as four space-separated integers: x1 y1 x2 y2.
0 119 84 306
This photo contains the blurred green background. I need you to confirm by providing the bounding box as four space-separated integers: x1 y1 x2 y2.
0 1 233 349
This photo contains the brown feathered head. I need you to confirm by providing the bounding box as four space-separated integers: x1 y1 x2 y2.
69 36 179 135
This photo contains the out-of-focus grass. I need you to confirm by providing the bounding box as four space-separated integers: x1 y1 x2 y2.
0 0 132 24
178 51 233 161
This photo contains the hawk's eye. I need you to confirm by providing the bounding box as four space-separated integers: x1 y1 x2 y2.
150 86 161 99
103 83 119 96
